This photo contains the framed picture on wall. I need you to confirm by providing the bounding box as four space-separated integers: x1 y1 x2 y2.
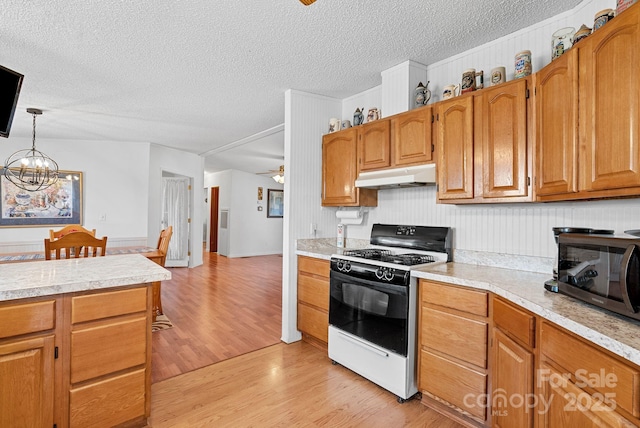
267 189 284 218
0 170 83 227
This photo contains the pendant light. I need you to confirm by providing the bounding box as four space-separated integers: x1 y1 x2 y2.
3 108 59 192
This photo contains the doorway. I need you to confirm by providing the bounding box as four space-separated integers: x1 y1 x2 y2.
209 186 219 253
161 175 190 267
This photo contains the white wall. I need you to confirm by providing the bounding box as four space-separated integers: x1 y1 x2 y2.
204 169 283 258
282 0 633 342
149 144 204 268
0 137 206 267
0 137 150 252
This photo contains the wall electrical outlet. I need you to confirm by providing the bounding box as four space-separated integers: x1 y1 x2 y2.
310 223 317 236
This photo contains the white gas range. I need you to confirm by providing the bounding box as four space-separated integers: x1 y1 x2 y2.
328 224 452 403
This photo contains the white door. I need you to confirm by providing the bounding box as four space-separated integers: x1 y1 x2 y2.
162 176 190 267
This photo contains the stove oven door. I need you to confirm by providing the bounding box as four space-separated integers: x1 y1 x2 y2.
329 269 409 356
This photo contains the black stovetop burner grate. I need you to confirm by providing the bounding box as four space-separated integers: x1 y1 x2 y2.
342 249 392 259
380 253 435 265
342 249 436 266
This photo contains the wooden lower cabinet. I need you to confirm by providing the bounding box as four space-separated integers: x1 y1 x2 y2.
537 321 640 427
297 256 330 349
0 285 152 428
418 280 489 426
492 296 536 428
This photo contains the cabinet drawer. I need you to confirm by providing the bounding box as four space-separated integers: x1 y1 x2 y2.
0 300 55 339
541 321 640 417
421 306 488 368
298 274 329 310
70 368 146 428
71 287 147 324
298 256 329 278
71 316 147 383
493 297 535 348
420 349 487 420
421 280 488 317
297 303 328 343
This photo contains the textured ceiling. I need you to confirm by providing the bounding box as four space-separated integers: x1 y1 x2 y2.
2 0 581 174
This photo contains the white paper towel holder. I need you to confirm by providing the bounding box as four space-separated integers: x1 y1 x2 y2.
336 207 366 225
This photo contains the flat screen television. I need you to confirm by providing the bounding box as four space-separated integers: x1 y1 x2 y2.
0 65 24 138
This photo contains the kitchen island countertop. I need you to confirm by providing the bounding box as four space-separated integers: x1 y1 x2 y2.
0 253 171 301
296 244 640 367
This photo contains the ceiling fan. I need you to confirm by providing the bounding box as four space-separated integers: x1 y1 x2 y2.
299 0 317 5
257 165 285 183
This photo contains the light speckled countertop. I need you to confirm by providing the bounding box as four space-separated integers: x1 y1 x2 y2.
296 239 640 367
0 254 171 301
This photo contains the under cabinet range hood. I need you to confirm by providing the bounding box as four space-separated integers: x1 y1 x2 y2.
354 164 436 189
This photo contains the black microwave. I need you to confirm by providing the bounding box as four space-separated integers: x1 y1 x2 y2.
555 234 640 321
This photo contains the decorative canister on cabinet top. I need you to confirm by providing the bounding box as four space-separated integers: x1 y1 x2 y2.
573 24 592 44
414 82 426 108
514 50 532 79
617 0 637 15
593 9 615 31
551 27 575 61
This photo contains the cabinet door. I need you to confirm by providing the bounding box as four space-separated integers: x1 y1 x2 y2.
0 335 55 428
437 96 474 200
360 119 391 171
322 128 359 206
492 328 534 428
539 364 637 428
393 107 433 166
580 7 640 192
536 49 579 197
481 79 529 199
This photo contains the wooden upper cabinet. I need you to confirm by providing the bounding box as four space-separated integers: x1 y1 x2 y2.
580 6 640 193
393 106 434 166
536 48 579 197
322 128 377 207
480 78 530 199
437 96 474 200
359 119 391 171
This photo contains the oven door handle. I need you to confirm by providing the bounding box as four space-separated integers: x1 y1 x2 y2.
330 270 409 294
336 330 389 358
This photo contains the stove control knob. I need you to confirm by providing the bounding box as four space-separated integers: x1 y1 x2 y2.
344 262 351 273
336 260 345 271
375 267 385 279
384 269 395 280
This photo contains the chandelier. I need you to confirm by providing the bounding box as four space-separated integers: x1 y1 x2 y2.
3 108 59 192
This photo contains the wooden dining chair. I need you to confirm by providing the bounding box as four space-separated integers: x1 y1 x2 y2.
155 225 173 267
49 224 96 241
151 226 173 321
44 231 108 260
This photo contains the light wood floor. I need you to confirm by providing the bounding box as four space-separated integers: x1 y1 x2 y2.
149 341 463 427
151 252 283 383
149 251 462 426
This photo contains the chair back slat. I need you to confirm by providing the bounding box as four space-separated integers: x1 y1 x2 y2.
49 225 96 241
44 232 108 260
155 226 173 267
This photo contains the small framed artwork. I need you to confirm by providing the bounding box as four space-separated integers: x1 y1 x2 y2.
0 170 83 227
267 189 284 218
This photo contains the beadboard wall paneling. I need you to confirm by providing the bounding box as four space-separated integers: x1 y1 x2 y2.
282 89 342 342
425 0 610 97
381 60 428 116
